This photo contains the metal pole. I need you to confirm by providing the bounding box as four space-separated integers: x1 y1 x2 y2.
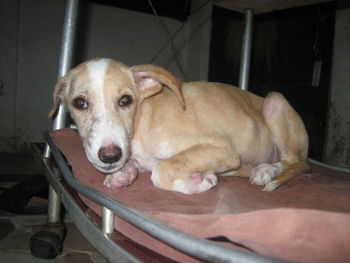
46 0 79 223
102 207 115 234
44 0 79 158
53 0 79 130
239 9 254 91
48 185 62 223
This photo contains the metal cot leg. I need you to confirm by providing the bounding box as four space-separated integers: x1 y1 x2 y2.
31 0 79 259
47 185 62 224
239 9 254 91
102 207 115 235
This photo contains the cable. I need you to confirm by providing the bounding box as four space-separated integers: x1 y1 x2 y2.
147 0 187 80
148 0 211 80
308 158 350 174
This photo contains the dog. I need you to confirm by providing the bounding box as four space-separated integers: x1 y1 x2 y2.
50 58 310 194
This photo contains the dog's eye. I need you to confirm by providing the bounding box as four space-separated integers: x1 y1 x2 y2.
118 95 133 107
72 97 88 110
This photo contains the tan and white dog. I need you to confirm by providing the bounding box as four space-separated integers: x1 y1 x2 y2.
50 58 310 194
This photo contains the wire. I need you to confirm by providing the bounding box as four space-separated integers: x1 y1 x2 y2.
147 0 187 80
191 0 212 15
147 0 212 80
149 23 187 64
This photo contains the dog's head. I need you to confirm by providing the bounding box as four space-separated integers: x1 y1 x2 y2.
50 58 185 173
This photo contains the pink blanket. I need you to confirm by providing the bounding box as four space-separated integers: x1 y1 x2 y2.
53 128 350 263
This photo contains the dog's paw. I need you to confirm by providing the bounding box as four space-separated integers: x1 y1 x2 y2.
103 159 139 188
172 172 218 194
151 165 218 194
250 163 283 186
262 181 279 192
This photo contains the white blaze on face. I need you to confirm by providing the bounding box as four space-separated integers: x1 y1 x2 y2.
84 59 129 172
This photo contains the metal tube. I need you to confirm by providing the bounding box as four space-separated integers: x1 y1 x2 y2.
239 9 254 91
45 131 285 263
308 158 350 173
44 0 79 158
102 207 114 234
48 185 61 223
45 0 79 224
33 147 141 262
53 0 79 130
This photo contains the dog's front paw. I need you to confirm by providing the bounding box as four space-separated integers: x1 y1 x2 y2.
151 162 218 194
172 172 218 194
250 163 283 186
103 159 139 188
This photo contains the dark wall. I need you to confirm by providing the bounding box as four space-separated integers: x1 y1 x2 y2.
209 2 336 160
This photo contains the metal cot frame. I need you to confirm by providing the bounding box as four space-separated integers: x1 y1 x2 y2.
30 0 281 262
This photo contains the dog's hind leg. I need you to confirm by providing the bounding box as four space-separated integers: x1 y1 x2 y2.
250 92 310 191
151 140 241 194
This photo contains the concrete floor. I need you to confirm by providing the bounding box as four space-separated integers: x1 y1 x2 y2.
0 214 107 263
0 153 107 263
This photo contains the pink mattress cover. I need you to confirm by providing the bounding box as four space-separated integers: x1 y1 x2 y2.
53 128 350 263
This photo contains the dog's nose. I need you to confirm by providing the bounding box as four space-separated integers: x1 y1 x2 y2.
98 145 122 164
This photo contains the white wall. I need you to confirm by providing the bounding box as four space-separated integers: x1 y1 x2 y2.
0 0 212 153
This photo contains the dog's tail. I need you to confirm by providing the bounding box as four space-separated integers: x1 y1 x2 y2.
263 161 311 191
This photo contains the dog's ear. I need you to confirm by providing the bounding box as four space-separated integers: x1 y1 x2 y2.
48 76 68 118
131 64 185 109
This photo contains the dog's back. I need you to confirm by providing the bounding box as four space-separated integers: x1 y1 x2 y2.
139 81 276 165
